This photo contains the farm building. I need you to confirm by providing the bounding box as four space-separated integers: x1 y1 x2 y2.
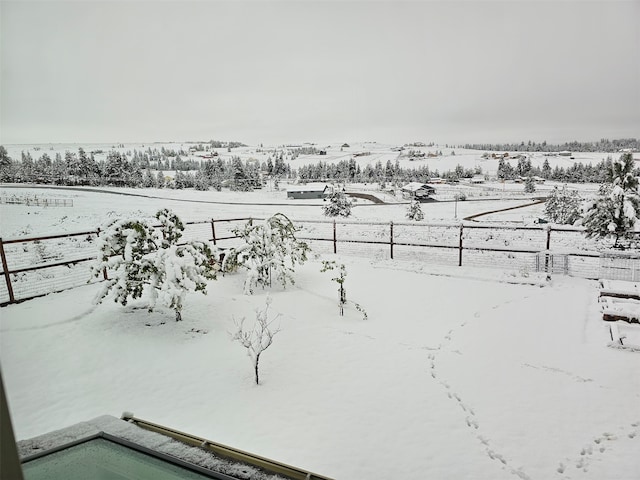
286 183 334 199
401 182 436 200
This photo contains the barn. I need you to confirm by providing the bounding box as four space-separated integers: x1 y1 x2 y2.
286 183 333 199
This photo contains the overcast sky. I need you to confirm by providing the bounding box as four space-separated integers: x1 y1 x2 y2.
1 0 638 146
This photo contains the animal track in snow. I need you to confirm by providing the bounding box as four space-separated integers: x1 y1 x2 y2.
564 422 639 474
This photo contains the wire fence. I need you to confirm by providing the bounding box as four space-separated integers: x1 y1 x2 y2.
1 218 639 306
0 195 74 207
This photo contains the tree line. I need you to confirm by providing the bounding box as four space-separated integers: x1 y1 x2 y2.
463 138 639 153
1 144 638 191
0 146 291 191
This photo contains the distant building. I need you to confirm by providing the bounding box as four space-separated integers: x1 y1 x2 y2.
286 183 333 199
401 182 436 200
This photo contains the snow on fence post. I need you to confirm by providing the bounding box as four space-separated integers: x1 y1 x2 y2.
458 224 464 267
390 221 394 260
544 225 552 273
333 219 337 254
210 218 217 246
0 238 15 304
95 229 108 281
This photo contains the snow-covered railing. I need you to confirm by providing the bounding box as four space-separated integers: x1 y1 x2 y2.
121 413 334 480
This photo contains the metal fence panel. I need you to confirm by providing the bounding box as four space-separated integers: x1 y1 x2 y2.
9 261 101 302
1 218 637 306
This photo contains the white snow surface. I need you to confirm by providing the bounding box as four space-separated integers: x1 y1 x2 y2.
1 186 639 480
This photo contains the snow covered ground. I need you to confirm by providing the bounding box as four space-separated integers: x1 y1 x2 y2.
1 186 639 479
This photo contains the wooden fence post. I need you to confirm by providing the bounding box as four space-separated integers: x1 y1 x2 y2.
211 219 217 246
546 226 552 251
458 224 464 267
333 219 337 254
0 238 15 304
544 225 552 273
96 229 108 280
390 221 394 260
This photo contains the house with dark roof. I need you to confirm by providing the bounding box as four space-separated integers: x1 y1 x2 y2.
401 182 436 200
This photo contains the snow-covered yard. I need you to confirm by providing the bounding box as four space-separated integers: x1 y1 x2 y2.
0 185 639 479
1 254 639 479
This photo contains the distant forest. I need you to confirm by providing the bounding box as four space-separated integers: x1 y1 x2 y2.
462 138 639 153
0 140 637 190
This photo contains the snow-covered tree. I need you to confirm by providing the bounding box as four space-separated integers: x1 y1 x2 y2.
581 153 640 249
227 213 309 294
544 185 581 224
231 295 281 385
406 200 424 221
524 176 536 193
323 190 352 217
91 209 218 321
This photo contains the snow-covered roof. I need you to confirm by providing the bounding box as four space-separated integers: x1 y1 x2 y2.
401 182 434 192
286 182 330 192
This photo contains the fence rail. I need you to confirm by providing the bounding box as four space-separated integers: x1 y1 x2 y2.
1 218 639 307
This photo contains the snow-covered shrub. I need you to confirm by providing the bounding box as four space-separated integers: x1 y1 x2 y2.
406 200 424 221
544 185 581 225
227 213 309 294
231 295 281 385
323 190 352 217
454 192 467 201
581 153 640 249
91 209 218 321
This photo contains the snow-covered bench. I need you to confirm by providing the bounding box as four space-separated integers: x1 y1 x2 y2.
599 280 640 324
607 322 626 345
598 279 640 301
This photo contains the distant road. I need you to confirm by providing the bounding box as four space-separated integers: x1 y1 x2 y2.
464 198 547 221
0 184 326 207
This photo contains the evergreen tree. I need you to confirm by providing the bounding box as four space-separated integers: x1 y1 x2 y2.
91 209 218 321
156 171 165 188
406 200 424 221
0 146 13 181
544 185 581 224
142 169 156 188
524 176 536 193
582 153 640 248
103 151 131 186
323 190 353 217
541 158 551 179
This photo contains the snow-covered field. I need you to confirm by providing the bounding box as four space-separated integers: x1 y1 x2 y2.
1 187 639 479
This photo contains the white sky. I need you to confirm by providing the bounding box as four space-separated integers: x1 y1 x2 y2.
1 0 639 146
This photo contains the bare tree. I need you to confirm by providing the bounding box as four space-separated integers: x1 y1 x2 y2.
231 296 281 385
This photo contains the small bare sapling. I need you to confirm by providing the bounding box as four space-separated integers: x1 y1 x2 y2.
231 296 281 385
321 260 367 320
321 260 346 315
